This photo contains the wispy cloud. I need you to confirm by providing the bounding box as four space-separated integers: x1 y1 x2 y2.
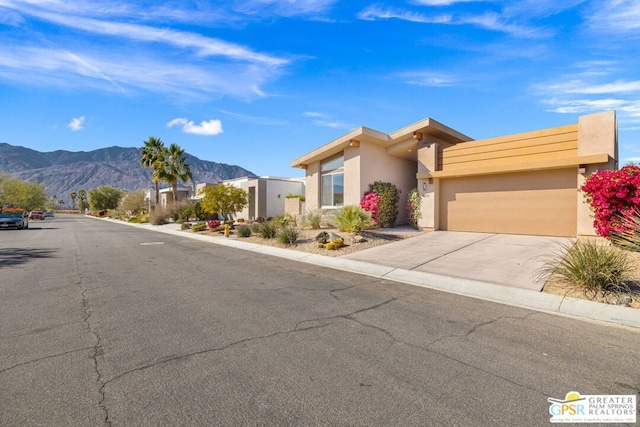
0 1 290 99
167 118 224 136
357 5 546 37
233 0 337 18
358 5 451 24
412 0 483 5
68 116 85 131
398 71 457 87
302 111 354 129
586 0 640 32
218 109 288 126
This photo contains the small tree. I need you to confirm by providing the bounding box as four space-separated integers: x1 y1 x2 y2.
88 185 125 211
69 191 77 210
200 184 249 220
120 189 148 215
0 174 47 211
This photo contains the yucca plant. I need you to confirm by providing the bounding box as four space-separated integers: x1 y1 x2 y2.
609 210 640 252
300 209 325 229
537 240 633 298
330 205 375 233
258 220 279 239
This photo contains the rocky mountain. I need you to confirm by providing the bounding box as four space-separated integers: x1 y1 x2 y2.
0 143 256 204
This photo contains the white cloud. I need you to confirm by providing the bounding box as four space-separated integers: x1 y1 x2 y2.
234 0 337 18
68 116 85 131
167 118 224 136
398 71 456 87
302 111 327 117
587 0 640 31
358 5 451 23
412 0 482 5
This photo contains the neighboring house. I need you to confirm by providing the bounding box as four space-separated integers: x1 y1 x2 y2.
194 176 305 220
159 187 191 208
291 110 617 237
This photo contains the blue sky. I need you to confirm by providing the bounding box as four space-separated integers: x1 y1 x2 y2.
1 0 639 178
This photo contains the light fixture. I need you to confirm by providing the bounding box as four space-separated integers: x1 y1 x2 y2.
413 131 423 140
349 139 360 147
422 182 427 191
578 164 586 174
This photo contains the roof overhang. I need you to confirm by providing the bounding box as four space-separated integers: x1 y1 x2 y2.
291 117 472 168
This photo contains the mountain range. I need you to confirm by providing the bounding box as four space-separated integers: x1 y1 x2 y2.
0 142 256 205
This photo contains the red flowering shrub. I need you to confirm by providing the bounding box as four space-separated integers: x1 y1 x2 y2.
206 219 221 229
581 166 640 237
360 191 380 224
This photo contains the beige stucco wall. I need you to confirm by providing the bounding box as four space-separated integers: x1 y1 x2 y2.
359 141 416 224
576 110 618 235
304 162 320 211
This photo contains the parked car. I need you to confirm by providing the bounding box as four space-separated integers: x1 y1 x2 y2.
29 210 45 220
44 211 55 218
0 212 29 229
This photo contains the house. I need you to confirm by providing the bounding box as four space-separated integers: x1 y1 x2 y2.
194 176 305 220
291 110 617 237
159 187 191 207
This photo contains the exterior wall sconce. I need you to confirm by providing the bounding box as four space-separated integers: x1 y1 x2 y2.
578 165 586 174
422 182 427 191
413 131 423 140
349 139 360 147
299 164 307 169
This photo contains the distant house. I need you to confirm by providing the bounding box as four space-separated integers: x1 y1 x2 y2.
193 176 305 220
159 187 191 208
291 111 617 237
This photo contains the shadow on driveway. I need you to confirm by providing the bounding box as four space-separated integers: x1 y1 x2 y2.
0 248 57 268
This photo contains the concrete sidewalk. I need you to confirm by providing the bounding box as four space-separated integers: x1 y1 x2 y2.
94 217 640 329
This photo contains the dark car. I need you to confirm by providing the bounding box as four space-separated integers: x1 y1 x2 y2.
0 212 29 229
44 211 55 218
29 210 45 220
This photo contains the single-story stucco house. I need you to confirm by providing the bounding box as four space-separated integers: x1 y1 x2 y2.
194 176 305 221
291 110 617 237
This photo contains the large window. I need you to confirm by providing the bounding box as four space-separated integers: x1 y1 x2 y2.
321 155 344 207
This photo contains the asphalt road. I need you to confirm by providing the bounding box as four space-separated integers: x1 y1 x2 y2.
1 215 638 426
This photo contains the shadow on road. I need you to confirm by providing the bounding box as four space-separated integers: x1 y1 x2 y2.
0 248 57 268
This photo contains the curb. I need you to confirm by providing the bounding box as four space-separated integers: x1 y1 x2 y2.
93 217 640 330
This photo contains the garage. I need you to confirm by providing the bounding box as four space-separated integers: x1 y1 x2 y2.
439 168 578 237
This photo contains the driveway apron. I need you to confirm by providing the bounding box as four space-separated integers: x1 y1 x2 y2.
341 231 573 291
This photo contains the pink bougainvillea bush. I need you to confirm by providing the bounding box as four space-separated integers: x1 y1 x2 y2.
360 191 380 224
206 219 221 229
581 165 640 237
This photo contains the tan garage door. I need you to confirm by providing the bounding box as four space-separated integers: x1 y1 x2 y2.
439 169 577 236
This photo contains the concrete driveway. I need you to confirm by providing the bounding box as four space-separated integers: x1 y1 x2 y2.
341 231 574 291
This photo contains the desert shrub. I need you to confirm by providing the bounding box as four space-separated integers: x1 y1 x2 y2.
149 208 170 225
277 226 299 245
300 209 325 229
128 216 142 224
191 222 206 232
369 181 400 227
178 201 206 222
236 225 252 237
331 205 375 233
258 220 279 239
609 209 640 252
250 222 263 233
272 214 294 229
286 193 306 202
581 165 640 237
536 240 633 298
180 222 192 230
206 219 221 229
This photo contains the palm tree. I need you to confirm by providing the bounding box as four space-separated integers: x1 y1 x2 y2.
159 143 192 205
77 189 86 213
140 136 167 208
69 191 77 210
